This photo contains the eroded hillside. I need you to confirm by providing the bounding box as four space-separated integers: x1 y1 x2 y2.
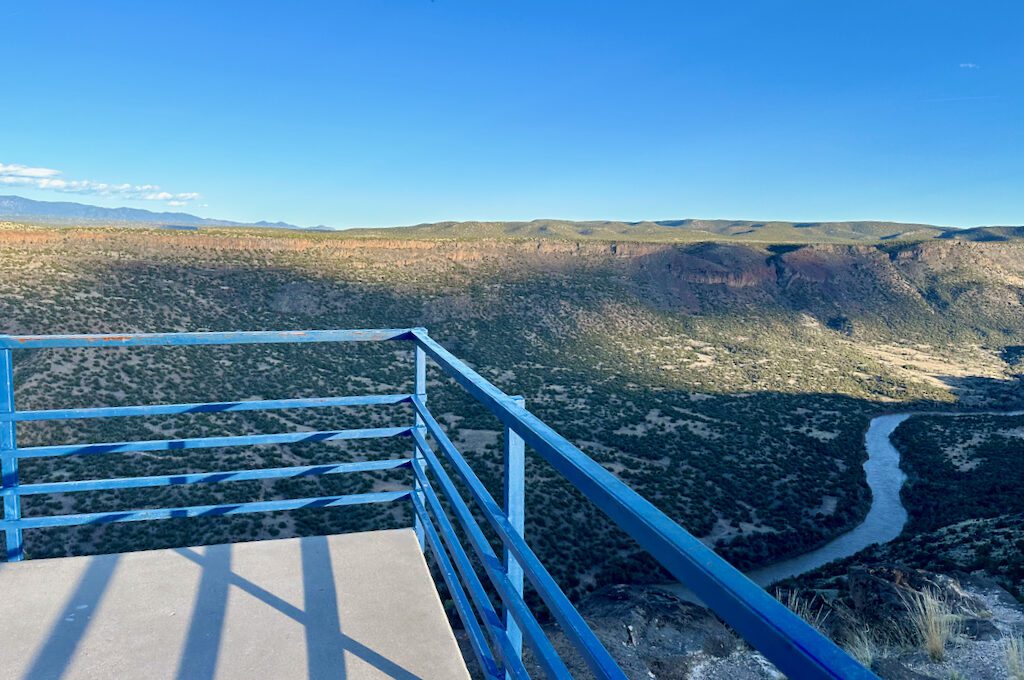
1 223 1021 602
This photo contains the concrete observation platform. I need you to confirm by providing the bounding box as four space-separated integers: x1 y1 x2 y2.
0 529 470 680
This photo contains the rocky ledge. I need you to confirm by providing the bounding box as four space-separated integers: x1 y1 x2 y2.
459 563 1024 679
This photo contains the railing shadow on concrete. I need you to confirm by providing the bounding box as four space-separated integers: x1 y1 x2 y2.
173 537 422 680
0 329 876 679
15 536 422 680
21 553 122 679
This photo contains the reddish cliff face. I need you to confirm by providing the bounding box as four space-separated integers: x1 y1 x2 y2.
630 243 776 288
774 245 921 303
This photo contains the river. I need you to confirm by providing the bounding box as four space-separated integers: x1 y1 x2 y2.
744 414 911 586
665 408 1024 597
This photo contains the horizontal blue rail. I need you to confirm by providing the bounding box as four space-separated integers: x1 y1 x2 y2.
12 426 411 459
2 459 411 496
0 491 409 530
2 393 412 422
0 328 874 679
0 328 413 349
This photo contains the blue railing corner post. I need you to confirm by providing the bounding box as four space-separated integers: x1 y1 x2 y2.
503 395 526 675
0 347 23 562
412 338 428 552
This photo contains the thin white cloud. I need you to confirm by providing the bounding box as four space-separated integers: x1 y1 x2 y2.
0 162 200 206
0 163 61 178
959 63 980 69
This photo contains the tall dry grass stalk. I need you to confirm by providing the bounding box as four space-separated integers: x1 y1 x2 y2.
776 588 831 633
830 600 909 668
841 625 878 667
1007 636 1024 680
900 588 960 661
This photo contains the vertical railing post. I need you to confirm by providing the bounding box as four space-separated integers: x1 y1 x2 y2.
503 395 526 676
412 335 428 552
0 348 22 561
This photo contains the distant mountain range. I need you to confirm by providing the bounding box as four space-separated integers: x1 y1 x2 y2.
0 195 327 230
3 194 1022 244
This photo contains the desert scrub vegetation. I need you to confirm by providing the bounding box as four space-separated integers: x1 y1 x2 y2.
1 225 1022 604
884 414 1024 597
892 413 1024 534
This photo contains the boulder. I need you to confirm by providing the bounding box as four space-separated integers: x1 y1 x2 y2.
533 585 741 678
848 564 989 632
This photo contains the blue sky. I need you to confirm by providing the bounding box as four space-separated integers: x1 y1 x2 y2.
1 2 1021 228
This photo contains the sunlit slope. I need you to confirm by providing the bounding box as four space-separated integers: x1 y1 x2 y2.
0 222 1021 598
341 218 953 243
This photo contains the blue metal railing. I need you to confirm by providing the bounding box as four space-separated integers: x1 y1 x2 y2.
0 328 874 679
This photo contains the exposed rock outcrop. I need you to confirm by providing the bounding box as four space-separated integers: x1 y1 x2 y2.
457 565 1024 679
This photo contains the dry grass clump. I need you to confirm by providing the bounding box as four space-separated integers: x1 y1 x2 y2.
828 600 907 668
840 625 878 667
776 588 832 633
1007 635 1024 680
776 588 914 667
900 588 961 661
